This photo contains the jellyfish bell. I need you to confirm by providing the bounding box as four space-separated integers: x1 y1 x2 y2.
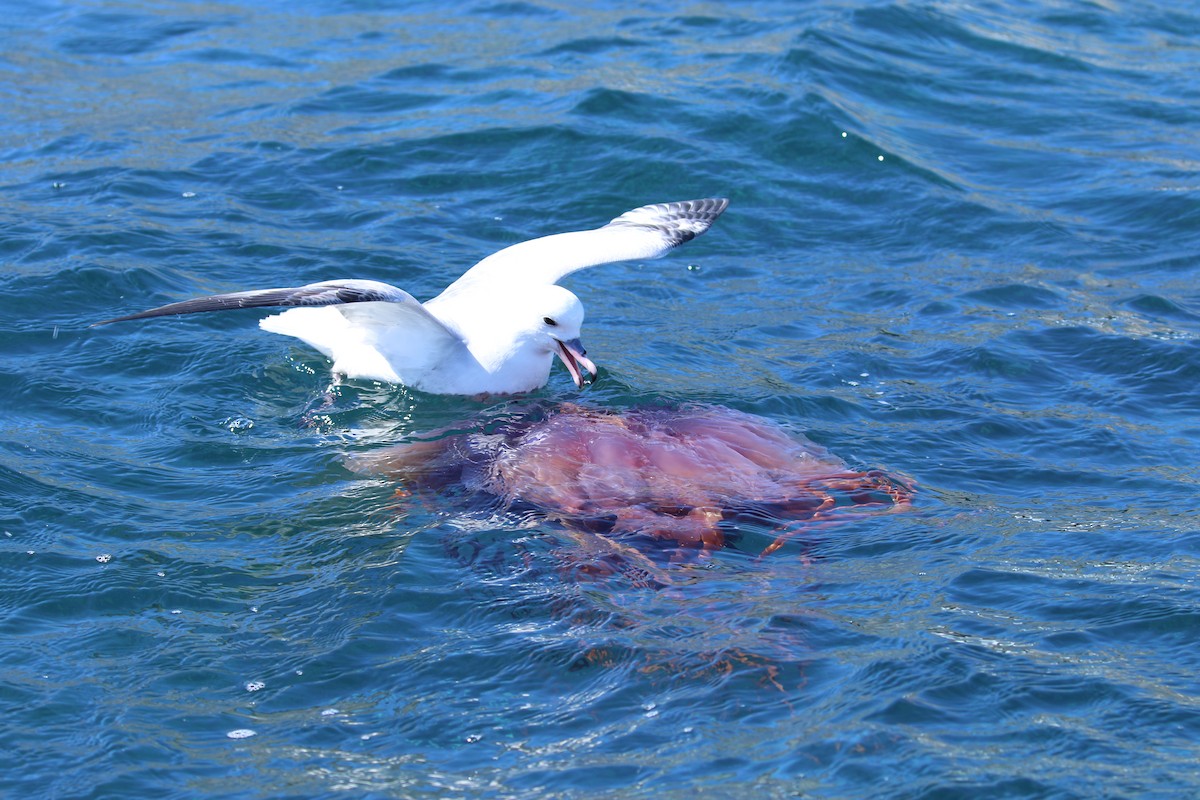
349 403 913 563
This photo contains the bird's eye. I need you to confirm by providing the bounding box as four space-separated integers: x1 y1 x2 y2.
543 316 557 327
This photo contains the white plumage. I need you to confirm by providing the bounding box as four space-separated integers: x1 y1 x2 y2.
97 198 729 395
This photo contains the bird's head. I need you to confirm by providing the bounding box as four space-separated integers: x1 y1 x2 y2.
464 284 596 390
526 285 596 389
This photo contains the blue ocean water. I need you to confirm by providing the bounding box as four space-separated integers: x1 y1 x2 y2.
2 0 1199 797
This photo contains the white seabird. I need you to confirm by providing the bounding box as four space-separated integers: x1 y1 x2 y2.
96 198 729 395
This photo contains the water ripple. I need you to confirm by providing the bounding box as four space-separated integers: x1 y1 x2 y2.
2 0 1200 797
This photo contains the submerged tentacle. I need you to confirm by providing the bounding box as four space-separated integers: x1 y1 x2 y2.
758 470 916 557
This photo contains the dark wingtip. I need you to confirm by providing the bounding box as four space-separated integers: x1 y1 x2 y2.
90 290 300 328
91 313 144 327
679 197 730 218
90 305 200 327
90 281 414 330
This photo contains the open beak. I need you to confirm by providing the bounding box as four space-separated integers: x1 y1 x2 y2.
555 337 598 388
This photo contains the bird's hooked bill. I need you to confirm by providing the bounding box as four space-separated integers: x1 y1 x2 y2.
555 338 597 388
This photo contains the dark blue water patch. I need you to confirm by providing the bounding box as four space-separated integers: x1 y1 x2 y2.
959 284 1065 310
55 13 228 58
0 223 57 267
10 133 133 165
852 4 1095 76
0 556 263 635
209 99 287 121
771 3 1200 265
290 86 446 117
190 47 304 70
570 87 705 135
1057 188 1200 248
14 163 125 201
1118 293 1200 324
539 35 651 57
791 30 1082 145
188 148 286 181
472 1 562 19
295 127 712 208
918 339 1059 386
875 321 1200 425
622 12 782 41
1014 327 1200 413
378 62 497 85
16 165 214 216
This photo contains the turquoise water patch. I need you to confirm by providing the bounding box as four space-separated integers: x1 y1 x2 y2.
2 1 1200 798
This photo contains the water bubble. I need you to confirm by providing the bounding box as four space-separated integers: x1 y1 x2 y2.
245 681 265 692
227 729 256 739
182 191 196 198
96 554 112 563
877 155 885 161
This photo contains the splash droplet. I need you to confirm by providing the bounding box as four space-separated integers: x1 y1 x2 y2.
222 416 255 434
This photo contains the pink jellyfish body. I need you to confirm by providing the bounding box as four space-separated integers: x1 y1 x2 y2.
351 404 912 561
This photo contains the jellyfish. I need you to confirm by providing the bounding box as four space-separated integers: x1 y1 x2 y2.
350 403 912 570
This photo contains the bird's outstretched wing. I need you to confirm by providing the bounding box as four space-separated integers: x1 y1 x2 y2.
430 198 728 304
93 279 435 326
95 279 466 384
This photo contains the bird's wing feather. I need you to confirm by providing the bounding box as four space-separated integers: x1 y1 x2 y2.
258 301 463 383
93 279 440 326
96 279 466 384
431 198 728 303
